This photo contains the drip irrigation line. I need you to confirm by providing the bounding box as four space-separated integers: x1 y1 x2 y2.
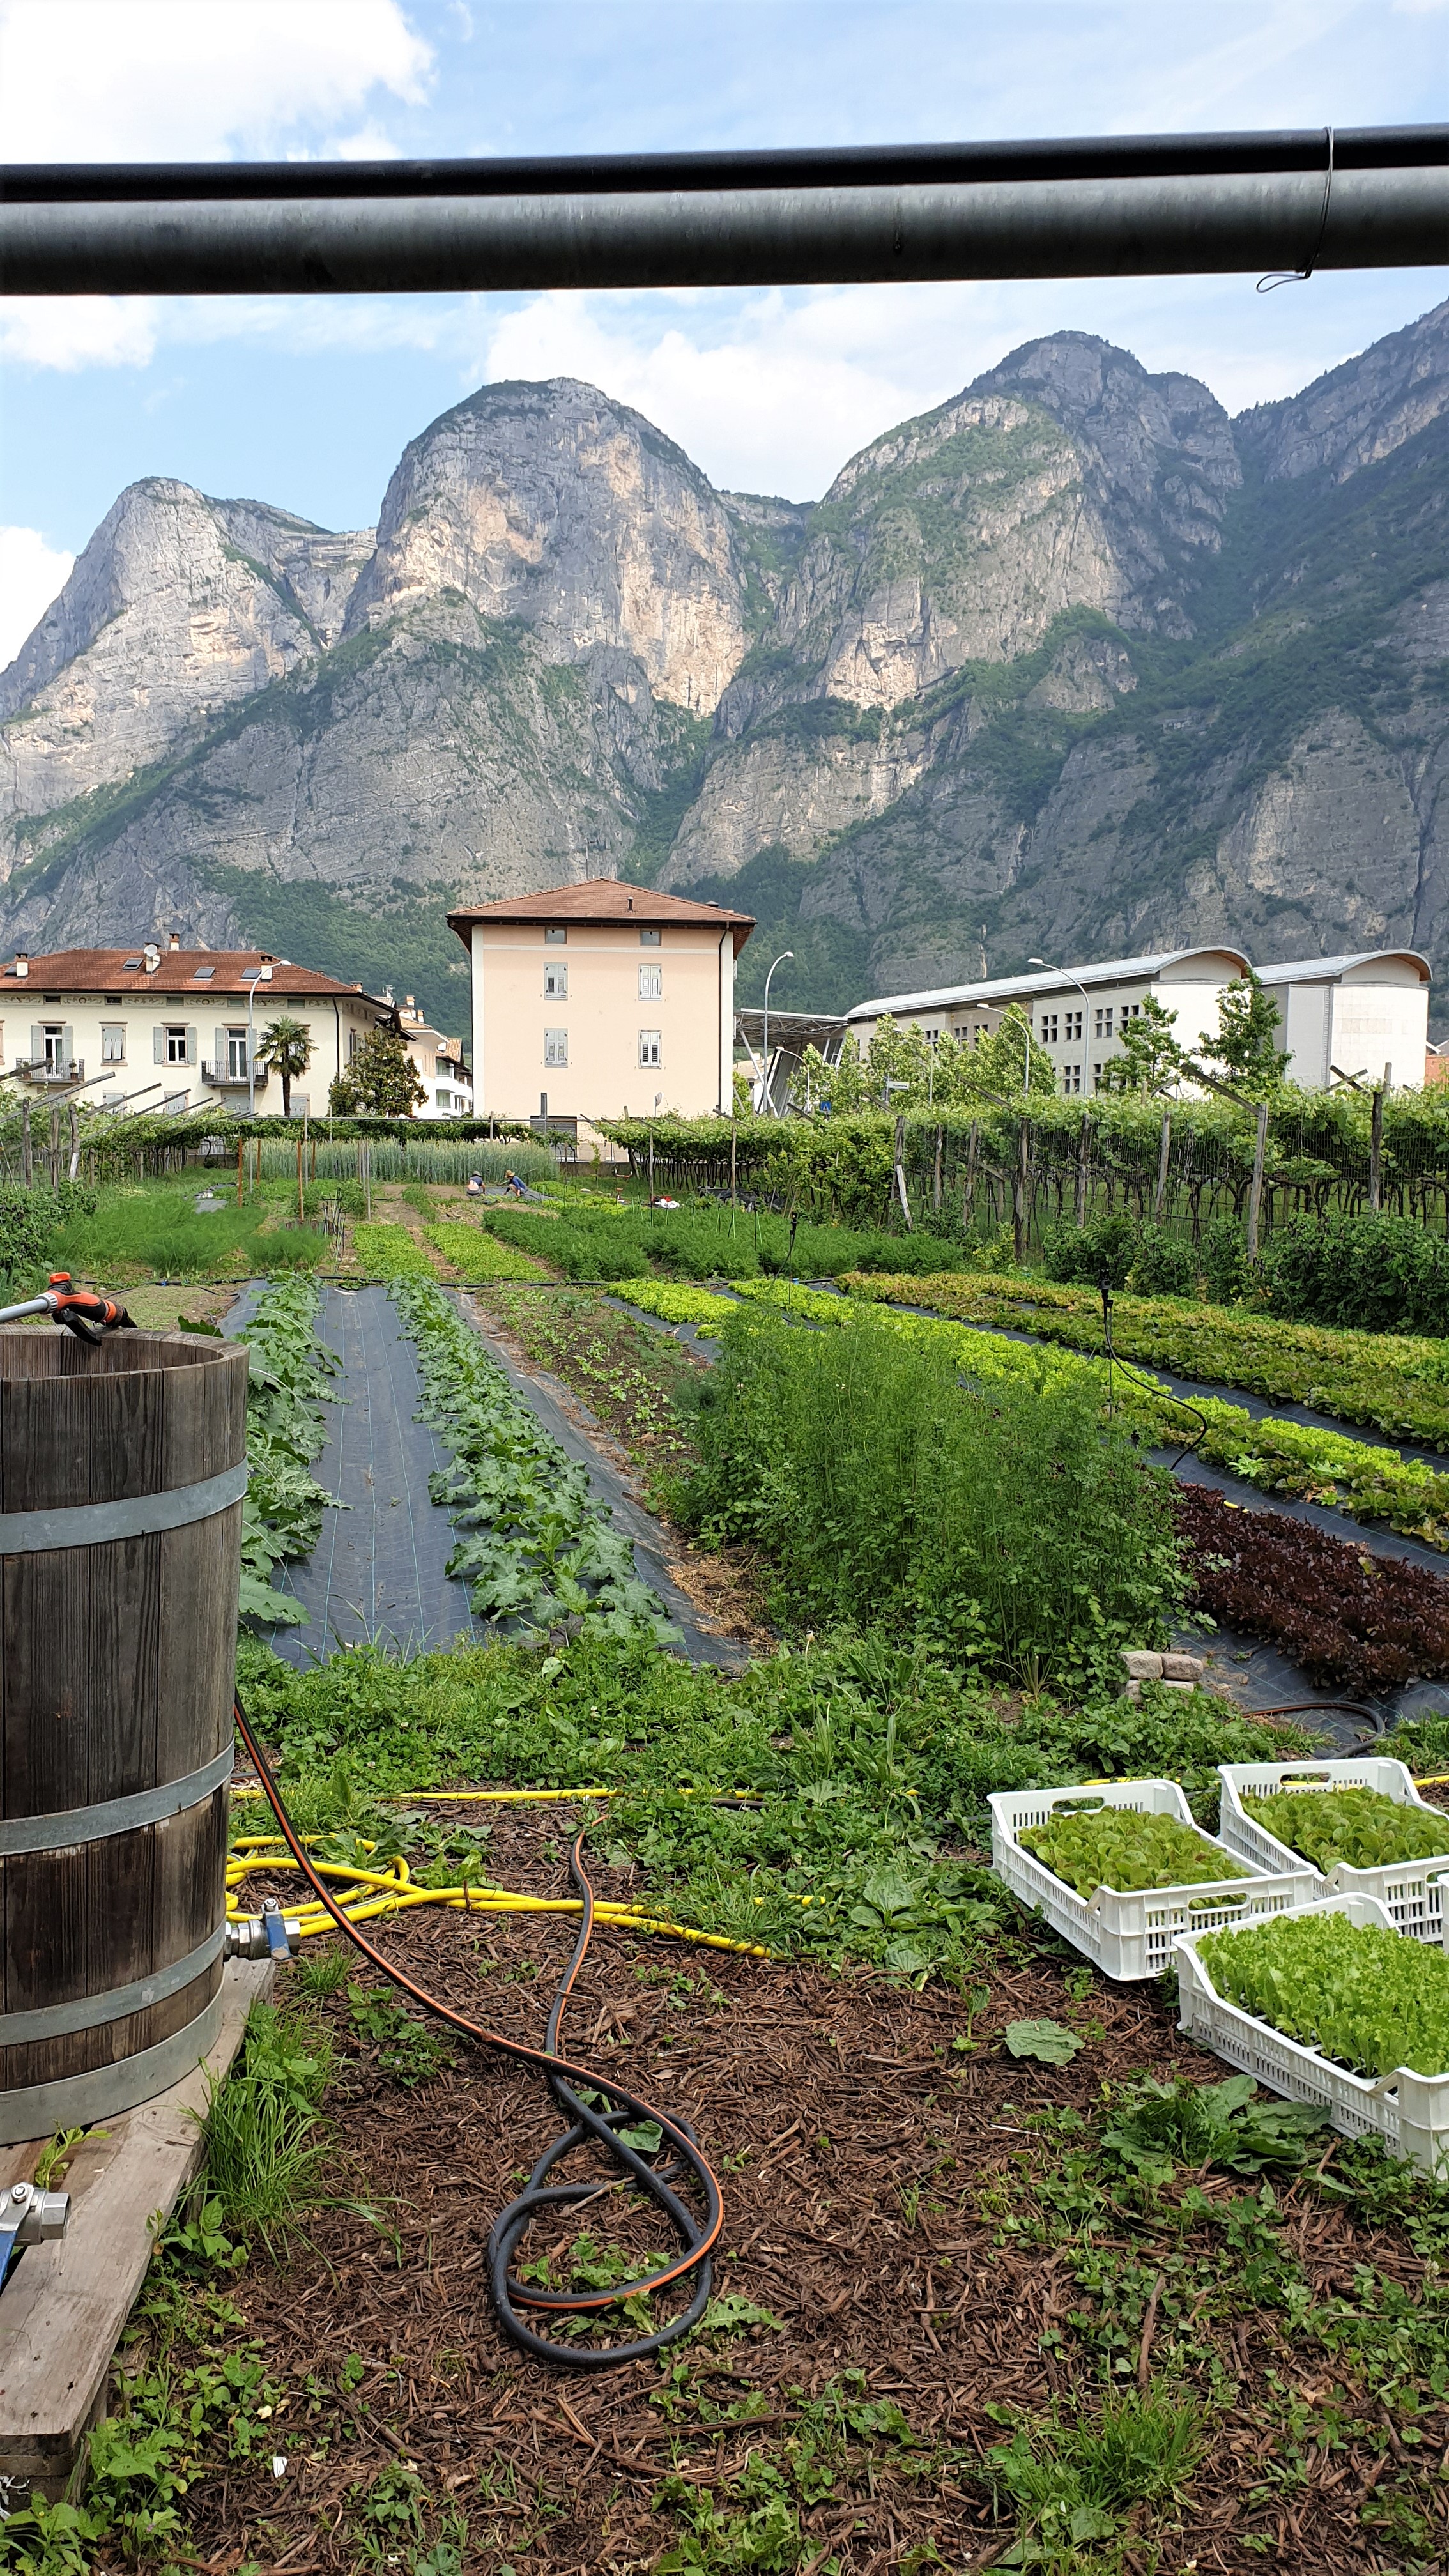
1099 1280 1209 1468
233 1689 726 2366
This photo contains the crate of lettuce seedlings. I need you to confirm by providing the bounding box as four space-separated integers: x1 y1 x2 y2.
1176 1893 1449 2175
1218 1758 1449 1942
989 1780 1316 1982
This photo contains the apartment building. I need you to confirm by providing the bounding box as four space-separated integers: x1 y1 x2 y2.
845 944 1433 1092
447 879 755 1121
845 948 1249 1092
395 995 473 1117
0 937 390 1115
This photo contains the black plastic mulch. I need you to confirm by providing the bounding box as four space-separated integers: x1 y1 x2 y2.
253 1284 481 1665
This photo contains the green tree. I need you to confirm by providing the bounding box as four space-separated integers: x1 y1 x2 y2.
1098 993 1190 1096
328 1027 426 1118
254 1016 316 1118
1199 972 1284 1098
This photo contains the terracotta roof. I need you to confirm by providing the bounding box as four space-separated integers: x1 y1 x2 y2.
0 947 389 1002
448 878 755 956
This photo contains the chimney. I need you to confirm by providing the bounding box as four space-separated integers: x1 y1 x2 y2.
167 930 180 951
143 942 160 973
13 952 28 979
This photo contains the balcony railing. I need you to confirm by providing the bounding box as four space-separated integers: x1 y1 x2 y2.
13 1057 84 1085
203 1063 269 1089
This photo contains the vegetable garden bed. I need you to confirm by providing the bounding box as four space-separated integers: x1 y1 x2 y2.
1176 1482 1449 1694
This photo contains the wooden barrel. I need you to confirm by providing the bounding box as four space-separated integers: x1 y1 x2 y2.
0 1327 248 2142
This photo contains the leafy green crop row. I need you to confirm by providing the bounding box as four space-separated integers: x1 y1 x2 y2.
833 1276 1449 1548
845 1269 1449 1452
1241 1786 1449 1873
482 1195 965 1282
237 1275 337 1627
1196 1909 1449 2079
390 1275 677 1644
422 1219 548 1280
349 1220 438 1278
1018 1804 1248 1896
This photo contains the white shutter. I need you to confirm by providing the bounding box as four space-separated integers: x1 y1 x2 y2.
29 1025 42 1065
63 1025 74 1064
186 1026 197 1064
153 1025 165 1064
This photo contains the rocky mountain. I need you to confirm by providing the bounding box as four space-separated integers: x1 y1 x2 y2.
3 307 1447 1033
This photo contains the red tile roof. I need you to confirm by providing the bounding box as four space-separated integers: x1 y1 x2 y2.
0 947 388 1002
447 878 755 956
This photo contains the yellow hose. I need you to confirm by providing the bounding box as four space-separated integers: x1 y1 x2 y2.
226 1841 772 1958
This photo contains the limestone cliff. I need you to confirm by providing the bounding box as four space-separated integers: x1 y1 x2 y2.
1 311 1446 1033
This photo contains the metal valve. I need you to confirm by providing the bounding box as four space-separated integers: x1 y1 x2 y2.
224 1903 302 1961
0 2181 70 2290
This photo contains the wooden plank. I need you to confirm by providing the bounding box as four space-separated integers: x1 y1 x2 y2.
0 1958 272 2497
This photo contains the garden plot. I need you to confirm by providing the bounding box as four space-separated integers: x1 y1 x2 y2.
64 1796 1449 2576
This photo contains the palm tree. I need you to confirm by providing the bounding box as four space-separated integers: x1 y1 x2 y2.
255 1016 316 1117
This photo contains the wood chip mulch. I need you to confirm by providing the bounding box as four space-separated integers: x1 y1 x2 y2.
174 1805 1446 2576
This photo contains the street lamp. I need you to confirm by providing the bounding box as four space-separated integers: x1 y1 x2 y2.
761 950 793 1117
1029 959 1094 1098
243 960 273 1116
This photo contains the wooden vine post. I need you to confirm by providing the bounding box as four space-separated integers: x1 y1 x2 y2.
963 1121 979 1229
1153 1114 1172 1224
1075 1109 1090 1227
296 1128 305 1225
730 1116 737 1211
235 1132 244 1209
1013 1117 1029 1263
1368 1064 1390 1212
933 1124 943 1214
1245 1100 1270 1257
20 1099 31 1186
67 1100 79 1181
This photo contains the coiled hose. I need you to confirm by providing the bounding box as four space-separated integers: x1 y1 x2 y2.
233 1690 723 2366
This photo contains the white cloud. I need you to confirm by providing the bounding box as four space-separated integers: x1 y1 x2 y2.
0 0 431 162
0 527 73 670
0 296 159 371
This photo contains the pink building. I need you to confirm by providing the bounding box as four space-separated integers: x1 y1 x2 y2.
447 880 754 1124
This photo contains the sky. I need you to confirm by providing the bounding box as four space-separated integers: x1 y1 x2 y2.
0 0 1446 666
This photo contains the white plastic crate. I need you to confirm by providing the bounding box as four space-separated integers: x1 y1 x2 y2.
1176 1892 1449 2177
989 1778 1315 1983
1218 1758 1449 1942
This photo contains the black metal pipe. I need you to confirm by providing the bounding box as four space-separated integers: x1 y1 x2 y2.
1 126 1445 296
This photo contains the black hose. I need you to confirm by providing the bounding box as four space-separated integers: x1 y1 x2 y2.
233 1691 722 2366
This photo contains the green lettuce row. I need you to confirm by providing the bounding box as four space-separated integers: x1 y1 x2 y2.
237 1274 339 1626
390 1275 678 1645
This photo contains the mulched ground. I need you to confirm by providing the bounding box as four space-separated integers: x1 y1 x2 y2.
174 1801 1446 2576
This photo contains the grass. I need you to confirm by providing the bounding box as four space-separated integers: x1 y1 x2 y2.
193 1999 336 2254
45 1178 328 1284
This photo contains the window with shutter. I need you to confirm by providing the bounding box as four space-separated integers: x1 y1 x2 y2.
29 1025 42 1066
153 1026 165 1064
185 1027 197 1064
